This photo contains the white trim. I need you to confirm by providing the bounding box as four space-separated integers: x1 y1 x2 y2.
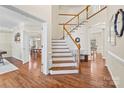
108 51 124 64
52 63 77 67
2 5 44 22
50 70 78 75
106 64 118 88
42 23 49 75
107 50 124 87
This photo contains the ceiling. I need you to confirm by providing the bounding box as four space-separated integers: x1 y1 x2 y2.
0 6 42 37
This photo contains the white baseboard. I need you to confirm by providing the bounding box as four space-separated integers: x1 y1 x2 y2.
50 69 78 75
106 64 118 88
108 51 124 64
106 50 124 88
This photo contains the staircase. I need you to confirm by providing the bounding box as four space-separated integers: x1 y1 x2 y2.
49 6 107 75
49 39 79 75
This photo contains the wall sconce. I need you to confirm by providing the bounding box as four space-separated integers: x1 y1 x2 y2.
15 32 21 42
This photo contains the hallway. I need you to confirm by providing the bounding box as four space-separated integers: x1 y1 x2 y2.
0 53 115 88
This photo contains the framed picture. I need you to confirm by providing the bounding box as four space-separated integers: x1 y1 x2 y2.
109 14 116 46
114 9 124 37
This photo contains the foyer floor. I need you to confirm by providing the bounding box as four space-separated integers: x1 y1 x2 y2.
0 53 116 88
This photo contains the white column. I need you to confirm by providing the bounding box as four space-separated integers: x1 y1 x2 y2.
42 23 49 75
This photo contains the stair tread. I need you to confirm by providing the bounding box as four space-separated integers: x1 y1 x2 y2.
52 53 72 57
52 40 65 43
52 42 66 43
52 48 69 50
52 48 69 49
52 45 68 48
53 61 75 64
53 52 71 54
52 49 70 53
53 57 74 61
49 66 77 70
52 44 67 46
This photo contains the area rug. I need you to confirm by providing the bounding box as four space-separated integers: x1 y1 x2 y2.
0 59 18 75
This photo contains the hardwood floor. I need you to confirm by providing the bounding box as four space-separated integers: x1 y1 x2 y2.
0 53 116 88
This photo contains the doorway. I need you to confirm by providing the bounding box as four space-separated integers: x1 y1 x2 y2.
89 24 105 61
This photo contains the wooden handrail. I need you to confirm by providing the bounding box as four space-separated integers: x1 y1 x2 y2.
87 6 107 20
65 5 90 25
59 13 77 16
59 23 78 25
77 5 90 16
65 15 78 25
62 5 107 73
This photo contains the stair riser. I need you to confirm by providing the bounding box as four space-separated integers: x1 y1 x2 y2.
52 63 77 67
52 48 69 50
52 44 67 46
53 58 75 62
52 49 70 50
52 43 66 44
52 52 71 54
52 50 70 53
52 53 73 57
52 41 65 43
52 41 66 42
50 70 79 75
52 46 68 48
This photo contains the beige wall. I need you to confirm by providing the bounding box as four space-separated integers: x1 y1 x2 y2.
52 5 63 39
12 25 23 61
59 6 85 39
106 5 124 87
107 6 124 59
0 31 12 57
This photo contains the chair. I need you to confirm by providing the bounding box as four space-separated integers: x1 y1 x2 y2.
0 51 7 65
0 54 4 65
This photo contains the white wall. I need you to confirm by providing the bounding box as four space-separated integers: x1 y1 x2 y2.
70 26 90 55
12 24 23 61
65 25 90 60
59 6 85 23
105 5 124 87
22 31 30 63
0 31 12 57
52 5 63 39
78 26 90 55
59 6 86 39
59 6 90 56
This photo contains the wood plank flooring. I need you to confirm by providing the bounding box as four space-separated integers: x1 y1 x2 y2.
0 53 116 88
